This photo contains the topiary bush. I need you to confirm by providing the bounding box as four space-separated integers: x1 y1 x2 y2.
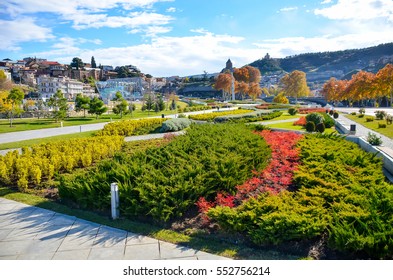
378 122 387 129
366 116 374 122
288 108 298 116
306 112 324 126
316 122 325 133
333 111 339 119
358 114 364 118
375 110 387 120
321 113 335 128
160 118 192 132
306 121 316 132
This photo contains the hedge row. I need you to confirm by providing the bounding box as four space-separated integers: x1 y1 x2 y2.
214 111 283 123
188 109 254 121
0 136 124 191
96 118 167 136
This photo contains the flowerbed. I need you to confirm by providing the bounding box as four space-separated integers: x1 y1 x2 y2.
189 109 254 121
197 130 303 210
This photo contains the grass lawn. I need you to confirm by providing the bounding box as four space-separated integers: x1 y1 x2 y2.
262 112 306 122
0 187 302 260
267 121 337 134
0 101 188 134
345 114 393 139
0 130 98 150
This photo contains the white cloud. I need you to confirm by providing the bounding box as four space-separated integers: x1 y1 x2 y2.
0 0 175 33
0 17 54 51
253 30 393 58
69 11 173 30
315 0 393 21
278 7 298 13
34 31 262 77
166 7 176 13
321 0 332 4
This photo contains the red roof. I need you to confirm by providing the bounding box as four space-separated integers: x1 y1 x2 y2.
40 61 60 65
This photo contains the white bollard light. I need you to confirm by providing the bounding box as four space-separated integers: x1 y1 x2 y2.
110 183 119 219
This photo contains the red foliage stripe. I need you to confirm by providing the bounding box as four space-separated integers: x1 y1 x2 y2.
196 130 303 213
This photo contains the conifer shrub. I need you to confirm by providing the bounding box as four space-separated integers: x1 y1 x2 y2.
306 121 315 132
58 124 271 222
160 118 192 132
316 122 325 133
288 108 298 116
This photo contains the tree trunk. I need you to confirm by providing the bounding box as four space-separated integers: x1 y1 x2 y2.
9 103 14 127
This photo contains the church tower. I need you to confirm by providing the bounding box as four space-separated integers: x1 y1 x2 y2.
226 59 233 71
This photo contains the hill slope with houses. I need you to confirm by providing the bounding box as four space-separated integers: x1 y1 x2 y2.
249 42 393 83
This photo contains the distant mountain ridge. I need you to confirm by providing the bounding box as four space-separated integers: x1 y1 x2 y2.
248 42 393 83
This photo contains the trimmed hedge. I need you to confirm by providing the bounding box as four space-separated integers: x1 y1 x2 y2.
96 118 167 136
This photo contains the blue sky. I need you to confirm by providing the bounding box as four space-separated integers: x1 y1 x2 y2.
1 0 392 77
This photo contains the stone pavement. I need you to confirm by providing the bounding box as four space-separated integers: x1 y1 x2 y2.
0 198 230 260
336 113 393 150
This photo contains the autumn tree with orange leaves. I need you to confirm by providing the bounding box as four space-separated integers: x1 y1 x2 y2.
321 64 393 107
214 73 232 100
376 64 393 106
280 70 310 101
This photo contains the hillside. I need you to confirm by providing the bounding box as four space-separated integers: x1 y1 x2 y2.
249 42 393 82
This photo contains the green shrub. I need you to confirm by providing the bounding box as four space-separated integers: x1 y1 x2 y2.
305 121 316 132
97 118 166 136
288 108 298 116
177 113 187 118
358 114 364 118
321 113 335 128
350 112 357 116
366 116 374 122
367 132 382 146
359 108 365 114
306 113 324 126
58 124 271 222
316 122 325 133
160 118 192 132
329 110 334 116
333 112 339 119
378 122 387 129
375 110 387 120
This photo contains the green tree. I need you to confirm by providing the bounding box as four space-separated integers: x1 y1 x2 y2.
144 94 154 115
129 101 136 116
91 56 97 68
70 57 84 70
113 91 123 101
75 94 90 117
170 99 176 110
88 97 107 119
113 99 129 118
5 87 25 127
155 95 165 112
47 90 68 123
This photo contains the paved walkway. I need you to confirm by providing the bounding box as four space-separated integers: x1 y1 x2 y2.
0 198 229 260
0 108 236 145
337 113 393 150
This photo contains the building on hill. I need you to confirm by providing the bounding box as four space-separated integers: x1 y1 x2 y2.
37 75 83 100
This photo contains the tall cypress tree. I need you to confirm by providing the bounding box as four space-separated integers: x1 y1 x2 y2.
91 56 97 68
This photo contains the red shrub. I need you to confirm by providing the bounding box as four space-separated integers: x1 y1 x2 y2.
196 130 303 214
293 116 307 126
298 108 326 114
